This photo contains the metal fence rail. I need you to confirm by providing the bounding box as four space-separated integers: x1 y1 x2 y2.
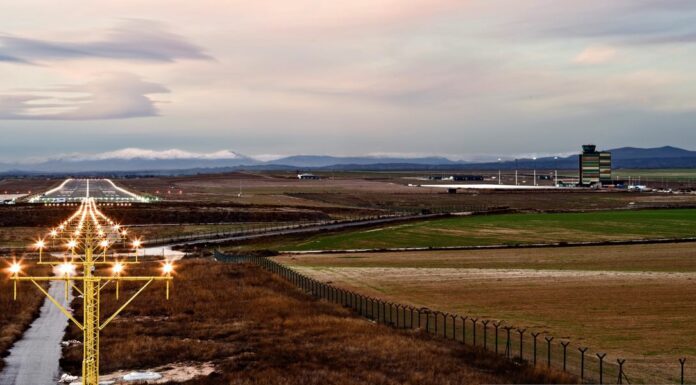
143 209 477 247
215 252 692 385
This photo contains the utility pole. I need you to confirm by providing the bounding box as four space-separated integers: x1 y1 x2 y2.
7 198 174 385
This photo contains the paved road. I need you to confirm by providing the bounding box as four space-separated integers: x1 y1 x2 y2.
0 280 72 385
31 178 146 203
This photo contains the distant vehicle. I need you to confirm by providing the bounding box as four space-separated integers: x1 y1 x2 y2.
444 175 484 181
297 173 321 180
628 185 652 192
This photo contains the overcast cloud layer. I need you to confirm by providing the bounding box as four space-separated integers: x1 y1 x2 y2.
0 1 695 161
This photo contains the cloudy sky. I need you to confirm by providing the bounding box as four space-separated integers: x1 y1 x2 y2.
1 0 696 162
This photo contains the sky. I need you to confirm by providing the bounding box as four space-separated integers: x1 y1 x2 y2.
1 0 696 162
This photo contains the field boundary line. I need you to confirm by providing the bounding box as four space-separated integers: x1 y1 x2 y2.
282 236 696 254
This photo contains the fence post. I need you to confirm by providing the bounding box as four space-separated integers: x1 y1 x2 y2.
482 320 490 350
561 341 570 371
617 359 626 384
493 321 502 354
396 305 402 328
434 312 439 335
450 314 457 340
531 332 540 366
597 353 606 385
579 347 588 382
462 316 469 345
471 318 478 346
504 326 513 359
545 337 554 368
443 313 449 338
680 358 686 385
517 328 526 360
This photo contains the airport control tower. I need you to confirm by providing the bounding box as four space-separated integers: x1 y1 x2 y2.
579 144 612 186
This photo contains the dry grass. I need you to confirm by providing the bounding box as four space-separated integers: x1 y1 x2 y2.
0 178 59 196
61 259 573 384
279 245 696 383
276 242 696 272
117 172 696 213
0 263 50 371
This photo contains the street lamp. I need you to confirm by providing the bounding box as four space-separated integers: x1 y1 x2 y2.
554 156 559 186
533 157 538 186
497 158 502 185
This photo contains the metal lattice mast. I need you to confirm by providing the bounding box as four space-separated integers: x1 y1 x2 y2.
82 225 99 385
5 191 174 385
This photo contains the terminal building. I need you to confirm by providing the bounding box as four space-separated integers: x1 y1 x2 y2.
579 144 612 186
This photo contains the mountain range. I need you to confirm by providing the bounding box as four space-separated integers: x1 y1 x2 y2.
1 146 696 175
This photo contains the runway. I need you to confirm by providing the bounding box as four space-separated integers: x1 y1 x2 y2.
29 178 148 203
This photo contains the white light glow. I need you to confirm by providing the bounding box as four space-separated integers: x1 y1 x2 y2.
162 262 174 274
9 262 21 274
58 263 76 276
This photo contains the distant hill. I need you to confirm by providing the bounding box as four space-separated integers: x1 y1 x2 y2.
267 155 458 168
2 146 696 175
0 151 259 173
521 146 696 170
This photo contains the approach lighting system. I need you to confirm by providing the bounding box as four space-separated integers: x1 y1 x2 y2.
112 262 124 275
5 197 175 385
9 262 21 274
162 262 174 274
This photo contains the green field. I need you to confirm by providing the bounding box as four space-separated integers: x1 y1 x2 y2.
613 168 696 180
280 208 696 251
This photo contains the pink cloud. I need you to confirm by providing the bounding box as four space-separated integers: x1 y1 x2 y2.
573 45 617 64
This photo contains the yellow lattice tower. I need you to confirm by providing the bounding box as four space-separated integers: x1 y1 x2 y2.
6 198 174 385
